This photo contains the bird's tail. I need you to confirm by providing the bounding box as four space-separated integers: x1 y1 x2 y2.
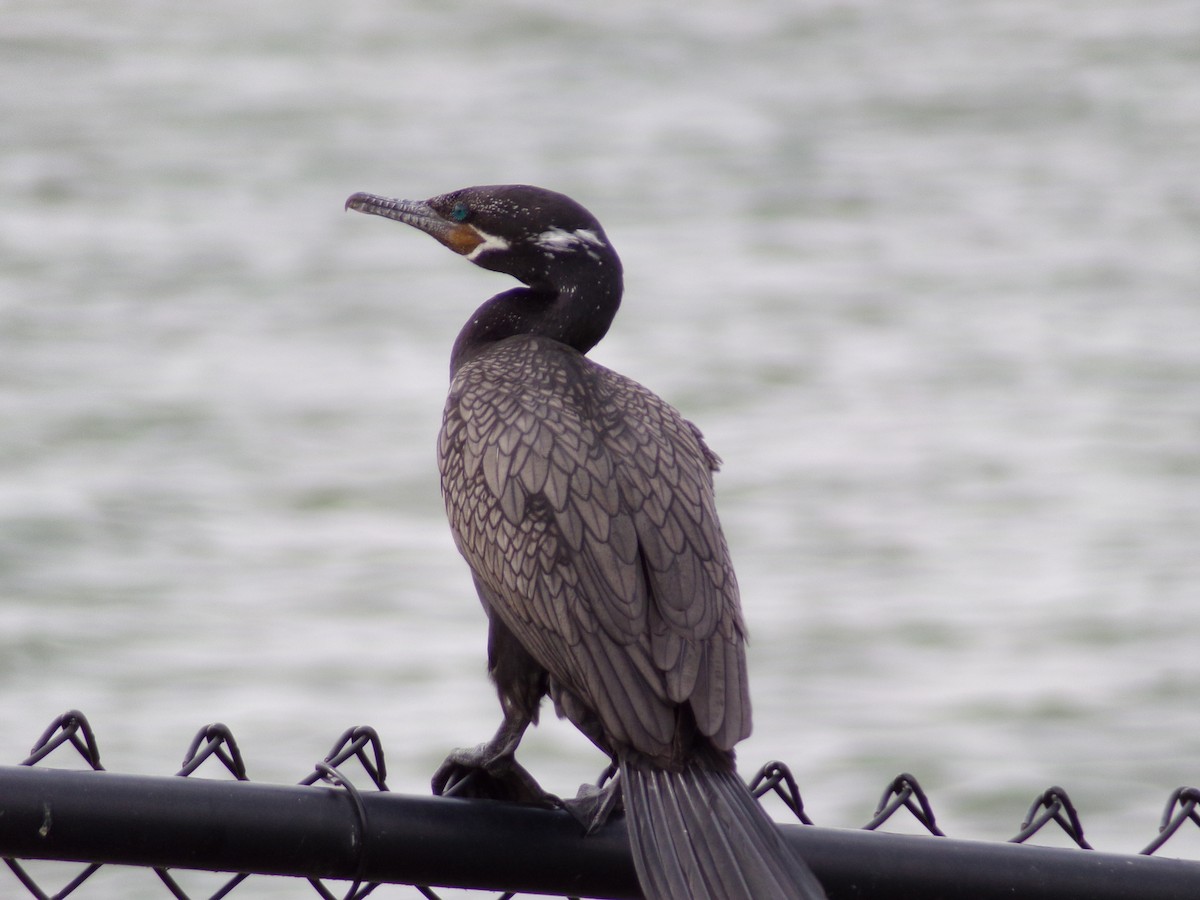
620 758 826 900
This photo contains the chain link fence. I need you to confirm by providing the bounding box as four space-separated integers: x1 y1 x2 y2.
2 710 1198 899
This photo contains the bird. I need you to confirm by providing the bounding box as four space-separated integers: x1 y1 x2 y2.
345 184 826 900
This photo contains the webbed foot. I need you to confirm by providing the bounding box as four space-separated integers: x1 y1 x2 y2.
562 768 623 834
432 744 560 807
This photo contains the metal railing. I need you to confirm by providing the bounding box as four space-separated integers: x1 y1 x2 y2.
2 711 1198 899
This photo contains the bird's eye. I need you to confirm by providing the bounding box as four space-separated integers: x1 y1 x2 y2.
450 202 470 222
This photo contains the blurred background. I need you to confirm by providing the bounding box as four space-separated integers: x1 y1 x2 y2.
2 0 1199 894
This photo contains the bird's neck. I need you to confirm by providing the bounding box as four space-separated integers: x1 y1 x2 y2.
449 265 623 376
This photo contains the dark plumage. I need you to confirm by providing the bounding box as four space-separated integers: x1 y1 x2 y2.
346 184 825 900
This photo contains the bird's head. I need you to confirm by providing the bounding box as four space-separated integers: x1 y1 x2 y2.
345 184 620 290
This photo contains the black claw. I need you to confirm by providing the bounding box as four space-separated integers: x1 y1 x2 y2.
431 746 559 807
563 774 623 833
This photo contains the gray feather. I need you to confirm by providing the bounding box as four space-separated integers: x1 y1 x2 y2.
439 334 750 763
622 760 826 900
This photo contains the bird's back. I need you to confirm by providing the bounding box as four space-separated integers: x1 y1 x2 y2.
438 333 751 767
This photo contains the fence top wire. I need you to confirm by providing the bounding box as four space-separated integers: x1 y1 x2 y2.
3 710 1199 900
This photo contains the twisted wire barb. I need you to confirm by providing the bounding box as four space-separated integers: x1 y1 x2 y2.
1012 786 1093 849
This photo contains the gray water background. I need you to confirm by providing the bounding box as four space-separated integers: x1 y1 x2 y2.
2 1 1199 894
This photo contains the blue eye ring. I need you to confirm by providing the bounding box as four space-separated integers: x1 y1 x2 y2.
450 202 470 222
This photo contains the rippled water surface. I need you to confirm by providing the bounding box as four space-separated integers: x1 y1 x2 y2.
2 2 1199 894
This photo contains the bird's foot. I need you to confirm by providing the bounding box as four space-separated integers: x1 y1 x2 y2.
432 744 560 807
562 772 623 834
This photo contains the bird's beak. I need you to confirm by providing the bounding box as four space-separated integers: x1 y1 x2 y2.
345 192 486 257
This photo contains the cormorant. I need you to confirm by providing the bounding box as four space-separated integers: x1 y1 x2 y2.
346 184 826 900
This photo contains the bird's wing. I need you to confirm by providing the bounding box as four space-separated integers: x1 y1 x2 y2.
439 336 750 761
592 365 751 752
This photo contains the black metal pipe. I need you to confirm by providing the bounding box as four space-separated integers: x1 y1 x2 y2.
0 765 641 897
2 765 1198 899
796 825 1200 899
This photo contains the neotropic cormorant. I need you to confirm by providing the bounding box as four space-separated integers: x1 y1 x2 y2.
346 184 825 900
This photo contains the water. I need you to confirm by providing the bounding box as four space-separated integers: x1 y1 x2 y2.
2 1 1199 894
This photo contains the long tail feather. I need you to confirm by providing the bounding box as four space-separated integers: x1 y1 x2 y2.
621 759 826 900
